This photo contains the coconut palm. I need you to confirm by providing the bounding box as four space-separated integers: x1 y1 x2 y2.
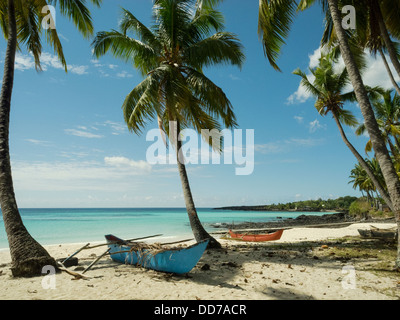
0 0 101 277
92 0 244 248
349 163 370 197
350 158 387 208
373 0 400 80
356 90 400 160
299 0 400 79
320 0 400 95
349 162 375 209
293 49 393 211
259 0 400 269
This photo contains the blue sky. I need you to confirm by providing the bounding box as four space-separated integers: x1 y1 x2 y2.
1 0 398 208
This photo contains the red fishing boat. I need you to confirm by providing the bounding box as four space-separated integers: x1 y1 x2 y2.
228 229 284 242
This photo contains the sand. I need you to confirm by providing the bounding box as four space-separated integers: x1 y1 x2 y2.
0 222 399 300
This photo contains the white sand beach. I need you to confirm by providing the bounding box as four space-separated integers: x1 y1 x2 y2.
0 223 399 300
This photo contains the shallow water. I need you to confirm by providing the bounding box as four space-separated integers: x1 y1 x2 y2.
0 208 330 249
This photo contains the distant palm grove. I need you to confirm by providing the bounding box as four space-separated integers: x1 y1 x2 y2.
260 196 359 212
218 196 358 212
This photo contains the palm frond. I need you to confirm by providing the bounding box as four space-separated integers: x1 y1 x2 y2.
355 122 366 136
119 8 160 49
258 0 297 72
184 32 244 70
184 66 237 128
122 74 162 135
293 68 321 98
15 0 43 71
337 108 359 128
48 0 97 38
91 30 158 76
189 5 225 41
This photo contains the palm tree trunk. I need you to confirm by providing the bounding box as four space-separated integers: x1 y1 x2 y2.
174 122 221 249
387 135 398 158
0 0 56 277
328 0 400 269
332 111 393 211
374 1 400 80
378 47 400 96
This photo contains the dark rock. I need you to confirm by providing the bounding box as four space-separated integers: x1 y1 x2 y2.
222 261 240 268
201 263 210 271
214 212 355 231
57 257 79 268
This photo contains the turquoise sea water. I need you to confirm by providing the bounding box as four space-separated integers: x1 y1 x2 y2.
0 208 331 249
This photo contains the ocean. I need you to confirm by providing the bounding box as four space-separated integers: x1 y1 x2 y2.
0 208 330 250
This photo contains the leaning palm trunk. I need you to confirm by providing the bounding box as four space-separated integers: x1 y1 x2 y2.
0 0 56 277
328 0 400 269
175 123 221 249
374 1 400 80
332 111 393 211
378 48 400 96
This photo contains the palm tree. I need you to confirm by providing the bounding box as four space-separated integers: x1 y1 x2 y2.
259 0 400 270
320 0 400 95
92 0 244 248
0 0 101 277
356 90 400 160
373 90 400 150
349 163 375 212
293 49 393 211
350 158 387 210
373 0 400 80
327 3 400 250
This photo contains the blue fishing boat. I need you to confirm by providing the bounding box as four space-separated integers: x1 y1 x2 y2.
105 234 209 274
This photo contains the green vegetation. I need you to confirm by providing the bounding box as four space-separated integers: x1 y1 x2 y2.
264 196 357 211
349 198 394 219
227 196 357 212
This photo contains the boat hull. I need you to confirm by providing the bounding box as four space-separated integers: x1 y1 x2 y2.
105 235 209 274
228 229 284 242
358 228 398 242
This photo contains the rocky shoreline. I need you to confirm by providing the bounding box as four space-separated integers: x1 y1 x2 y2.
210 212 396 232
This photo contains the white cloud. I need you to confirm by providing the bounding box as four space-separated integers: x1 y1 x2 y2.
362 53 400 89
294 116 304 124
287 46 400 105
309 119 326 133
68 65 89 75
15 52 88 75
287 73 316 105
116 71 133 78
90 59 103 67
104 156 152 172
25 139 51 146
40 52 64 70
64 128 104 139
12 158 152 193
102 120 127 135
64 121 127 140
255 138 324 154
15 53 35 71
308 47 323 69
